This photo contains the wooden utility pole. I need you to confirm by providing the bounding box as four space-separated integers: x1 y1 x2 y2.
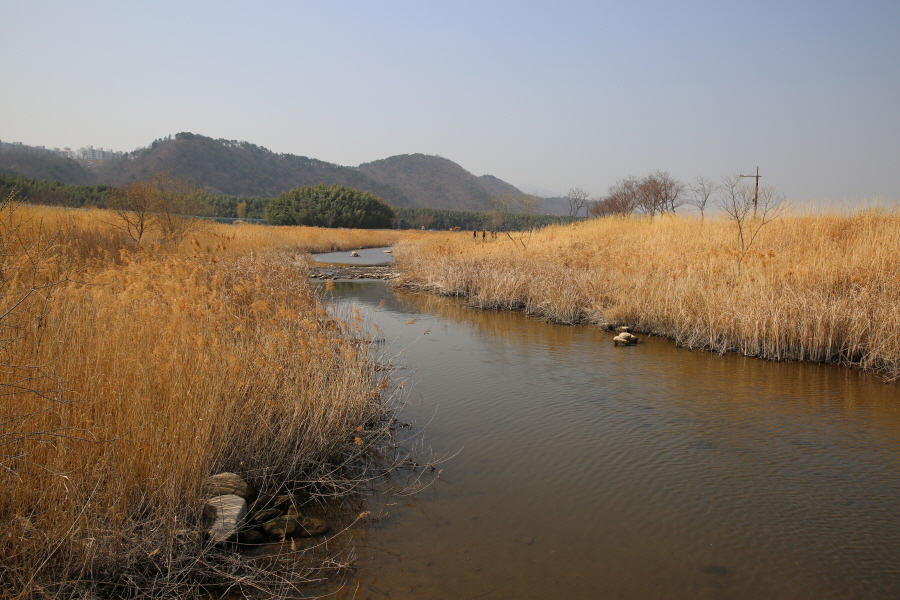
740 166 761 217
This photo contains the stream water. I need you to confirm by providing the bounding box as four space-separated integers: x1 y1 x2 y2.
315 278 900 600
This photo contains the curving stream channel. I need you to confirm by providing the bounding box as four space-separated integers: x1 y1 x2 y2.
311 266 900 599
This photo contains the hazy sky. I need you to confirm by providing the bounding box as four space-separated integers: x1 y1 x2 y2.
3 1 898 202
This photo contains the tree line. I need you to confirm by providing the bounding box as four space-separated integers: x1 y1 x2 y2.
393 205 581 231
0 174 110 208
556 169 784 223
265 184 395 229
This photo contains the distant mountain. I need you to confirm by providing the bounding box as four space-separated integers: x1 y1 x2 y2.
92 133 412 205
539 197 575 216
518 183 560 198
357 154 523 212
479 174 524 200
1 133 528 212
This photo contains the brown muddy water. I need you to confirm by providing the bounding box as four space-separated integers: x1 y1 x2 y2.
317 280 900 600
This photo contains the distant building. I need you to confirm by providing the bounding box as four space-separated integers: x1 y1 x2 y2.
0 139 122 163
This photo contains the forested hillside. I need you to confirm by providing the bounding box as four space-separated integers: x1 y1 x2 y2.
0 151 96 185
357 154 518 212
2 133 532 213
94 133 412 203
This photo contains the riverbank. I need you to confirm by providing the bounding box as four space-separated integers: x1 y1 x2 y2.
0 202 404 598
392 210 900 380
309 264 395 280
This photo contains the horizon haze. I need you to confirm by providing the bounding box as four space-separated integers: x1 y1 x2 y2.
2 1 898 204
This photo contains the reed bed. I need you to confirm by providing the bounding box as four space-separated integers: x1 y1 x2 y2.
393 210 900 379
1 202 405 598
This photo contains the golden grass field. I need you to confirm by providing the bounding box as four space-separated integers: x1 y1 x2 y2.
393 210 900 380
0 201 404 598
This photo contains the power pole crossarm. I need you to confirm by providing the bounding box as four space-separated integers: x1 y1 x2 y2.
740 167 761 217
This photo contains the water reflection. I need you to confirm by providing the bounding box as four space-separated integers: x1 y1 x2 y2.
319 280 900 600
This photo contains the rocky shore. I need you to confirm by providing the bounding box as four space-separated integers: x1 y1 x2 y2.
201 472 330 547
309 264 394 280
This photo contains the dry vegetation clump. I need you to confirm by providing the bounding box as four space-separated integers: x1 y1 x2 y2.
0 199 406 598
393 210 900 379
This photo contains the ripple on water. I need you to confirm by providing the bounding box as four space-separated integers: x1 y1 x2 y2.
319 280 900 600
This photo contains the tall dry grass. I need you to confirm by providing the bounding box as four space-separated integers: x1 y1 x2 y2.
1 202 404 598
393 210 900 379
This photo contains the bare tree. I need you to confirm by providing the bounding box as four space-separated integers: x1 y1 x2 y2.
106 180 156 243
716 174 789 277
688 176 717 219
489 193 515 232
635 171 685 216
518 194 542 231
489 193 528 248
590 176 640 217
106 172 212 244
149 171 211 240
565 187 591 217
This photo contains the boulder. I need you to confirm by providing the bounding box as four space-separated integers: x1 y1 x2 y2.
203 494 248 544
263 515 330 539
297 516 330 537
613 332 638 346
350 251 360 257
202 472 252 499
263 515 299 538
252 508 284 524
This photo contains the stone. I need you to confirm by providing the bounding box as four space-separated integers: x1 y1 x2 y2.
263 515 299 538
349 251 360 257
202 472 252 499
296 516 330 537
262 515 330 538
613 333 638 346
203 494 248 544
270 494 294 511
252 508 284 524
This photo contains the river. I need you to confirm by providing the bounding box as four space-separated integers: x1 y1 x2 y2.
314 277 900 600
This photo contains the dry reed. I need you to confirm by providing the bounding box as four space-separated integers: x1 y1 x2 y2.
393 211 900 379
0 202 405 598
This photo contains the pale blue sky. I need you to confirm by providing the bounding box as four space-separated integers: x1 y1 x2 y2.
2 1 898 202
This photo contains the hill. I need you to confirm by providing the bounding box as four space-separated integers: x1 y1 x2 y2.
1 133 526 212
93 133 412 205
0 150 96 185
357 154 519 212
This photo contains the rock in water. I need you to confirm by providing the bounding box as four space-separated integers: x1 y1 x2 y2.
613 332 638 346
350 251 360 257
203 494 248 544
263 515 298 538
263 515 330 538
297 516 330 537
202 472 252 499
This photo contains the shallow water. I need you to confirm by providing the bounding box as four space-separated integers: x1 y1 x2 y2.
318 280 900 600
311 246 393 266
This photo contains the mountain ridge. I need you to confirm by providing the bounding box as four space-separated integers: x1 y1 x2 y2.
0 133 528 213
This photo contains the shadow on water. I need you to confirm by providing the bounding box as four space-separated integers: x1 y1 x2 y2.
315 280 900 600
